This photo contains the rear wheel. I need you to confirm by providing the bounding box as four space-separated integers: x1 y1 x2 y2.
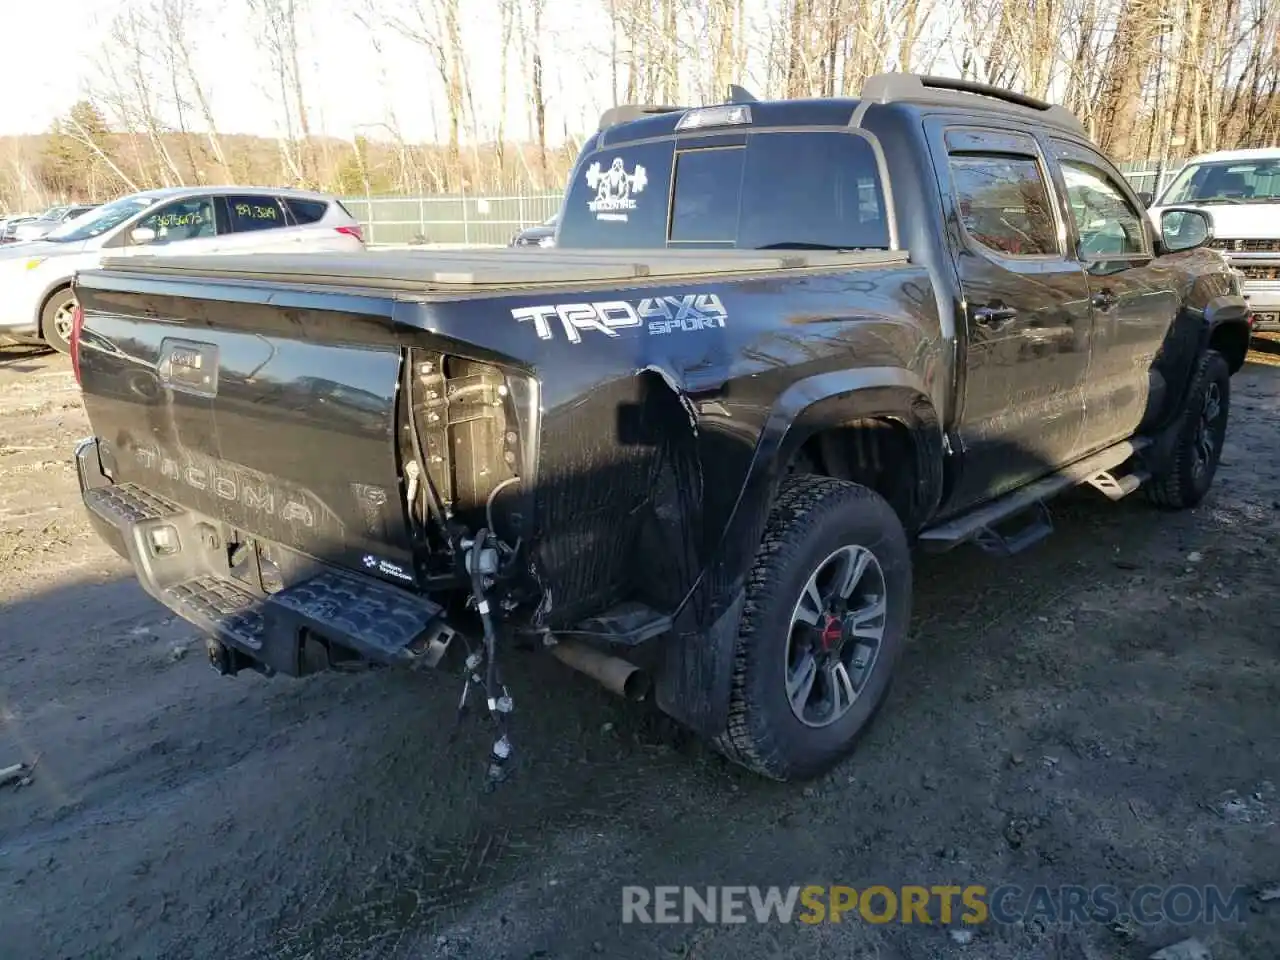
40 288 76 355
1146 349 1230 510
714 475 912 781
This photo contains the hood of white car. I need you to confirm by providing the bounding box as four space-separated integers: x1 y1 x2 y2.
1148 203 1280 240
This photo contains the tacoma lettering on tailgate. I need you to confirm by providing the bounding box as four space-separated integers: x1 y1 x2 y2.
132 443 330 530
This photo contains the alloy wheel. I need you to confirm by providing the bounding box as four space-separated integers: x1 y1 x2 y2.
784 544 888 728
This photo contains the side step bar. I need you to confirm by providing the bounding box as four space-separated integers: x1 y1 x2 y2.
919 438 1150 554
1085 467 1151 502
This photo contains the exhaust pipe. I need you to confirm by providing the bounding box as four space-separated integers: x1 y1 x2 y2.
549 639 651 701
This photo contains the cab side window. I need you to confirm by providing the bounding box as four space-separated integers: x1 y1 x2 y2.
1059 160 1149 257
948 155 1060 257
133 197 217 245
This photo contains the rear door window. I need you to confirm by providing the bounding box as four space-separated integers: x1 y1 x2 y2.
282 198 328 225
948 155 1060 257
224 195 289 233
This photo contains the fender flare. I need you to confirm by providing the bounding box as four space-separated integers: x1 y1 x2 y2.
1147 292 1250 466
654 366 943 739
714 365 944 604
767 368 945 525
1178 293 1250 386
1204 293 1250 326
1202 293 1251 353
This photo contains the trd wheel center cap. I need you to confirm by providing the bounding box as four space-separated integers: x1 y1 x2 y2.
820 614 845 653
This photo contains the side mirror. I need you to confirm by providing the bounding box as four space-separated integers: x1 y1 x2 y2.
130 226 157 245
1159 207 1213 254
1137 191 1154 208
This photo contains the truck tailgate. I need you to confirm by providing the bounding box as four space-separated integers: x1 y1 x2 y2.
75 284 416 583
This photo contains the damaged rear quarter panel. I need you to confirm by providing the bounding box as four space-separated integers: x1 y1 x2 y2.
420 261 944 633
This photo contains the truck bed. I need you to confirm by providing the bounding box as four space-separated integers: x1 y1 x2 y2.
97 247 909 295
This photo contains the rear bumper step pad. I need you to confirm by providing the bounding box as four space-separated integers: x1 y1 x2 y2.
77 438 457 676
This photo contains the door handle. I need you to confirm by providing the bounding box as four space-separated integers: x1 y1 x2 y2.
1092 290 1119 311
972 305 1019 328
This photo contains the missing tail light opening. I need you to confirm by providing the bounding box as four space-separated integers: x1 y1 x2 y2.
401 351 535 565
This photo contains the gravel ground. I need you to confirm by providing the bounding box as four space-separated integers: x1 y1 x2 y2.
1 340 1278 960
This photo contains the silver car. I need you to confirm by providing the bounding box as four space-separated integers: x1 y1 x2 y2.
3 204 99 244
0 215 39 243
0 185 366 354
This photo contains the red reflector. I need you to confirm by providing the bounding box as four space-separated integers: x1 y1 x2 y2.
336 224 364 242
70 302 84 386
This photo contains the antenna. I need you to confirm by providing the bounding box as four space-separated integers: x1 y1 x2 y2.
726 84 759 104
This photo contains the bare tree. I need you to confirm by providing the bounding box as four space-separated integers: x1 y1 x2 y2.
365 0 471 190
531 0 549 182
90 4 185 185
158 0 231 181
247 0 315 185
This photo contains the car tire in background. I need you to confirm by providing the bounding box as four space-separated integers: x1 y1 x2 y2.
713 475 912 781
40 288 76 355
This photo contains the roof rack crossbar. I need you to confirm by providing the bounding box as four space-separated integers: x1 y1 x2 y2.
858 72 1085 136
597 104 685 132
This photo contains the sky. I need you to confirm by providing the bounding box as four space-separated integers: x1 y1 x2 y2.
0 0 652 144
1 0 1031 148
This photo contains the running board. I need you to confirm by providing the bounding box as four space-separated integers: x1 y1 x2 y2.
920 438 1149 554
970 500 1054 556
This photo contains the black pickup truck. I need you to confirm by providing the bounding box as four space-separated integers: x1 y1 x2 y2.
71 74 1249 783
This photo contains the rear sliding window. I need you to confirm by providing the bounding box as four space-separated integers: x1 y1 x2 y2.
558 131 890 250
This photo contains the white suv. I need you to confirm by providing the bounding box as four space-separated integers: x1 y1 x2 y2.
1148 148 1280 331
0 185 366 354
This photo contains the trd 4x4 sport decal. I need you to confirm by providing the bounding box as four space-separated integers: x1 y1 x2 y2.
511 294 727 344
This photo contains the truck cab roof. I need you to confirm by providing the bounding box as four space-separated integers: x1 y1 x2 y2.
556 72 1091 253
594 72 1087 146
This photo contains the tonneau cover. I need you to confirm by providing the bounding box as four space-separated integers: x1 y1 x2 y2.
94 247 909 294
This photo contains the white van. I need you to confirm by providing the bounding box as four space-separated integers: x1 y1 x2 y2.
1148 148 1280 330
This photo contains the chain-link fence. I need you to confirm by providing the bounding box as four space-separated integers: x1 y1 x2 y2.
1117 159 1190 201
338 192 563 246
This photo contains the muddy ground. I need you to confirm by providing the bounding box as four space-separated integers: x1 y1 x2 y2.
1 341 1278 960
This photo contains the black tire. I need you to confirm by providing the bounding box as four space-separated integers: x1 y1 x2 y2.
713 475 912 781
40 287 76 356
1146 349 1230 510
